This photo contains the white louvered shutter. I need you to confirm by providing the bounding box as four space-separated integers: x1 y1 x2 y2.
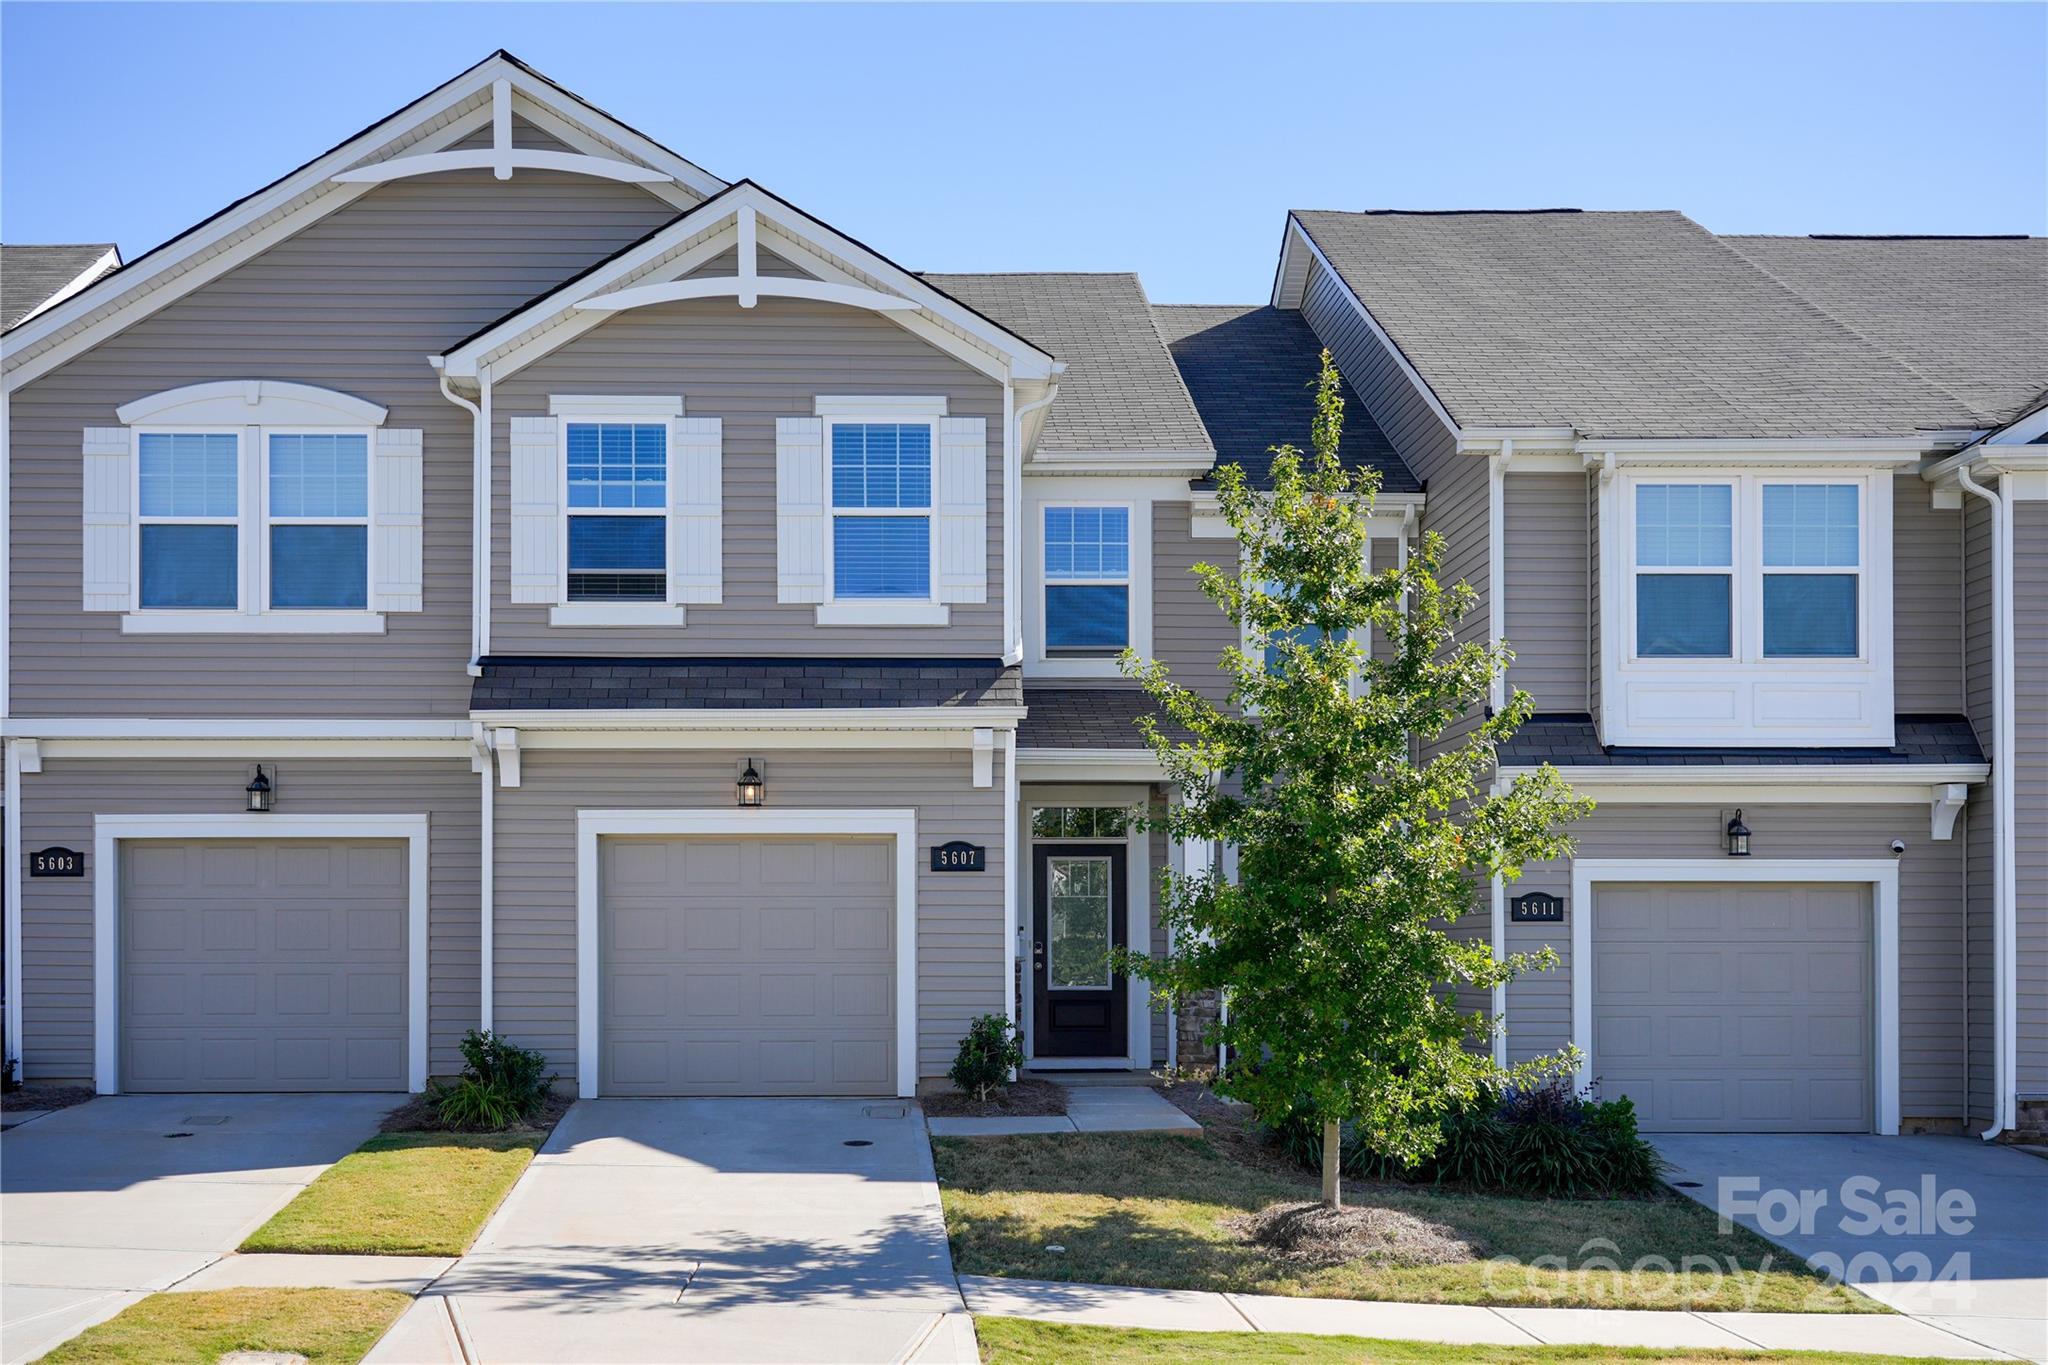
775 416 827 603
372 428 424 612
935 416 988 604
82 427 132 611
668 416 722 605
509 416 560 604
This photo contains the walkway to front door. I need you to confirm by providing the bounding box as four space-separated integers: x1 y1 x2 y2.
384 1099 972 1363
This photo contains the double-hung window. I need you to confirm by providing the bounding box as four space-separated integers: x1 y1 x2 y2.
267 433 369 609
1043 505 1130 654
830 422 932 599
1761 483 1859 657
1633 482 1735 657
138 432 240 609
566 421 667 601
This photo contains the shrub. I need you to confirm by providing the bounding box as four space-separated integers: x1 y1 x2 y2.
1269 1076 1666 1199
429 1029 554 1131
948 1014 1024 1102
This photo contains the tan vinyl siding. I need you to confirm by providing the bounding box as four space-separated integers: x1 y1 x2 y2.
1503 473 1589 711
1152 499 1236 703
1506 803 1967 1121
1894 470 1966 714
2015 500 2048 1096
14 758 479 1085
490 747 1004 1085
489 292 1004 656
8 171 677 719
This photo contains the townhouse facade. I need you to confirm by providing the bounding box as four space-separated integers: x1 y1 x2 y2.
1 53 2039 1136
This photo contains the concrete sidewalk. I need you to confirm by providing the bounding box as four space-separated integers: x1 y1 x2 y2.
0 1093 396 1365
927 1085 1200 1137
958 1275 2022 1359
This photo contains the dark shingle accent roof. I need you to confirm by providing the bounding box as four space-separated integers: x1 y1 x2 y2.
1018 686 1193 750
1153 304 1421 493
472 657 1020 711
1291 209 2014 438
1497 713 1986 767
919 273 1214 457
1 244 119 330
1722 235 2048 429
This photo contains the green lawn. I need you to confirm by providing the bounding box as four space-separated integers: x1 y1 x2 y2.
975 1319 1956 1365
936 1133 1875 1314
39 1288 408 1365
240 1131 539 1256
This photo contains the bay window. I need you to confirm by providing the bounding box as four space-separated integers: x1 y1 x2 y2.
1633 482 1733 657
1761 483 1859 658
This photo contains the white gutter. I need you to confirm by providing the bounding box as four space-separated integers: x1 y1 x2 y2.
4 740 22 1082
1956 465 2016 1141
473 724 495 1033
1002 728 1019 1043
435 365 487 675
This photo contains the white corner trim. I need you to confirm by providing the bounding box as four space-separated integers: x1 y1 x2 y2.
574 808 919 1098
548 603 685 629
815 601 950 627
1930 782 1968 841
92 812 430 1095
121 611 386 636
1569 857 1900 1136
115 380 388 428
548 394 684 420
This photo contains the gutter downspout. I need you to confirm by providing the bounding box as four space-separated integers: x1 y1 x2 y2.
1956 466 2015 1140
4 740 21 1083
435 365 486 675
1002 727 1019 1068
1487 443 1511 1061
473 724 495 1034
1009 379 1063 666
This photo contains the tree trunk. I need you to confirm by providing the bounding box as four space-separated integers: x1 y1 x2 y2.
1320 1120 1342 1207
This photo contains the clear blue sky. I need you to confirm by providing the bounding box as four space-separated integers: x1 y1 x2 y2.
3 2 2042 303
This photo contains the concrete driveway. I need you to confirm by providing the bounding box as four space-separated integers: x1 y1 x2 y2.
1657 1134 2048 1363
0 1093 396 1365
378 1098 972 1364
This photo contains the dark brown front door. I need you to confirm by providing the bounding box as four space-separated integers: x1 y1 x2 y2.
1031 843 1129 1058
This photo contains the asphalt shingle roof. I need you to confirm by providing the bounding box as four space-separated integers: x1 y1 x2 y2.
1 243 118 331
1497 713 1986 767
473 658 1021 711
920 273 1214 456
1291 209 2017 439
1017 686 1192 750
1154 304 1420 493
1723 235 2048 429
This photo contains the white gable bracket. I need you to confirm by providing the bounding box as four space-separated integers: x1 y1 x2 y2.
333 78 673 187
1930 782 1968 841
577 277 921 314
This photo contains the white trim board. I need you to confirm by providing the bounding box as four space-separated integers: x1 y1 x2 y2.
1016 749 1167 783
1568 857 1900 1136
573 808 919 1099
91 812 431 1095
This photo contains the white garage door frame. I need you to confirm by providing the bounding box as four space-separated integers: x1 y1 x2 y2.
1569 858 1900 1135
575 808 919 1100
92 812 431 1095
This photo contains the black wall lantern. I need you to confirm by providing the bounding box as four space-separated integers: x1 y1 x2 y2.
1725 809 1751 857
736 759 765 808
246 765 275 813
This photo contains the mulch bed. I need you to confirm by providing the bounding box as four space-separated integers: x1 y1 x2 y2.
1225 1199 1489 1267
379 1089 574 1137
921 1079 1068 1118
1 1084 96 1115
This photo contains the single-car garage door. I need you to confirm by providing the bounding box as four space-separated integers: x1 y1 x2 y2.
122 839 408 1092
1593 882 1872 1133
601 836 895 1096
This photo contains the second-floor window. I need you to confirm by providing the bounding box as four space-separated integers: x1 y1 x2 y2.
1043 505 1130 654
566 421 667 601
1632 478 1863 662
137 427 373 613
831 422 932 599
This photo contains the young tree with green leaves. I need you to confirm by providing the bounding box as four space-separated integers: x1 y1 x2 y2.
1122 350 1592 1207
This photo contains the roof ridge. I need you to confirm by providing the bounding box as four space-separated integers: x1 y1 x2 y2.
1719 233 1994 427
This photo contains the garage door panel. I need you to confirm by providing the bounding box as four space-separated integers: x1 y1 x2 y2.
121 838 408 1093
1592 881 1871 1133
601 836 896 1096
